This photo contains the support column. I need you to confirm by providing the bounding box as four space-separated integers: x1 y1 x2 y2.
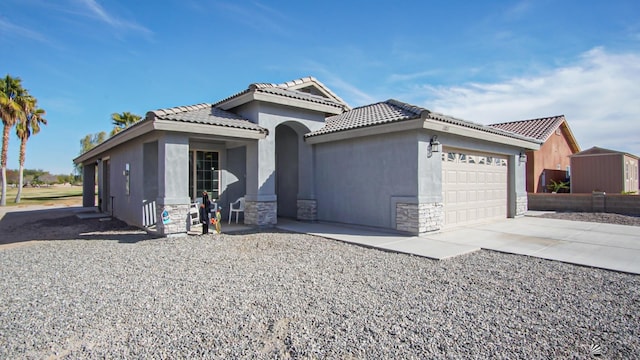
155 134 191 236
392 135 444 234
245 139 277 226
509 153 528 217
82 163 96 207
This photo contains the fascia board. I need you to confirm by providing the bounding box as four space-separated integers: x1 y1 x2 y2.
73 119 267 165
305 118 424 144
74 121 155 164
216 92 254 110
253 92 344 115
306 117 541 150
422 120 541 150
560 121 581 153
153 119 266 139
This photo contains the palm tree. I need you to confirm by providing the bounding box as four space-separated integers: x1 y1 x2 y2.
14 97 47 203
110 111 141 136
0 75 28 206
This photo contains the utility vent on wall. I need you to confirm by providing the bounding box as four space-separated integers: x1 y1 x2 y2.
555 129 562 135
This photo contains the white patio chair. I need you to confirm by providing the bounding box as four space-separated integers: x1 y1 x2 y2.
228 197 245 224
189 202 200 226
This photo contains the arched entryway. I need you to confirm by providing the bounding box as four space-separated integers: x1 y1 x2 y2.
275 123 300 218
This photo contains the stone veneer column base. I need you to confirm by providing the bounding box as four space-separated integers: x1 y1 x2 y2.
245 201 277 226
516 195 528 216
156 203 189 236
396 202 444 234
297 199 317 221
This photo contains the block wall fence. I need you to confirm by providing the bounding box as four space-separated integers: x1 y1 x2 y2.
528 193 640 216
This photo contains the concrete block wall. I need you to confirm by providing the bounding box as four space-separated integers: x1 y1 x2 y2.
528 193 640 215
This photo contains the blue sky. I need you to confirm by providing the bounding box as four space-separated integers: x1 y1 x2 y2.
2 0 639 175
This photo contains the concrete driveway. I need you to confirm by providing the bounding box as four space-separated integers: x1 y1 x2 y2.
277 216 640 274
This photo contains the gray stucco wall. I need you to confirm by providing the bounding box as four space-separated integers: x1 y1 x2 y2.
100 135 147 227
313 131 420 229
236 102 325 203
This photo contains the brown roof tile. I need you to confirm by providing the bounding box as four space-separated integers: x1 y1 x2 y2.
489 115 565 141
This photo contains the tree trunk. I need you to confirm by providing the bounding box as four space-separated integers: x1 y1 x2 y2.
0 167 6 206
15 138 26 203
15 165 24 203
1 124 10 206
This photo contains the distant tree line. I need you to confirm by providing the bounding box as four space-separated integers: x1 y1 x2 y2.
3 168 78 186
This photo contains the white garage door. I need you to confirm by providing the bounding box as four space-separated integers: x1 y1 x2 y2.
442 149 508 227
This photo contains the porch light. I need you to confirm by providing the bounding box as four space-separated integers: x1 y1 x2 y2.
519 152 527 163
430 136 441 153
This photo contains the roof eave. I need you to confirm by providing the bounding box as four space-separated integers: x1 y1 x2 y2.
217 89 344 115
306 115 541 150
559 120 581 153
73 118 267 165
305 118 424 144
423 120 541 150
153 119 267 139
74 120 155 164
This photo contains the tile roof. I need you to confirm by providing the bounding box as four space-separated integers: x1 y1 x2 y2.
253 76 350 108
305 99 426 137
148 103 267 133
214 77 350 111
489 115 565 141
305 99 541 143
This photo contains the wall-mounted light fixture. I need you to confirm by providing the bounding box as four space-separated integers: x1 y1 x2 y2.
430 136 441 153
519 152 527 163
124 163 130 196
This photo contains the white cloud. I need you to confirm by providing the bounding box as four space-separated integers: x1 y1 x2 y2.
214 2 290 37
73 0 152 35
422 47 640 156
0 17 50 44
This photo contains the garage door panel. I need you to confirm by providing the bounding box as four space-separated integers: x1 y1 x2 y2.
442 149 508 228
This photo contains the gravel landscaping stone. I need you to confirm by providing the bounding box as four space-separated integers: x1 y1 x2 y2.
1 219 639 359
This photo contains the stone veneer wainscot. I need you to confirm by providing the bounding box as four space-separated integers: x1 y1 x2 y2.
396 202 444 234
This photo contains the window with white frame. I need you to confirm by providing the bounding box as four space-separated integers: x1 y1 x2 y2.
188 151 220 201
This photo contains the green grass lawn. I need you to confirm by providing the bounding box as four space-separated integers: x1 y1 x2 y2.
2 185 83 207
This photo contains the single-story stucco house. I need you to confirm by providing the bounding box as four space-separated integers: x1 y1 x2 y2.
73 77 541 236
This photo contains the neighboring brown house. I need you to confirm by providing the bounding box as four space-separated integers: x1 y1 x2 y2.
491 115 580 193
570 147 640 194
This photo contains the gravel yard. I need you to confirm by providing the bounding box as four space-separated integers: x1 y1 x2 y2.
0 210 639 358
